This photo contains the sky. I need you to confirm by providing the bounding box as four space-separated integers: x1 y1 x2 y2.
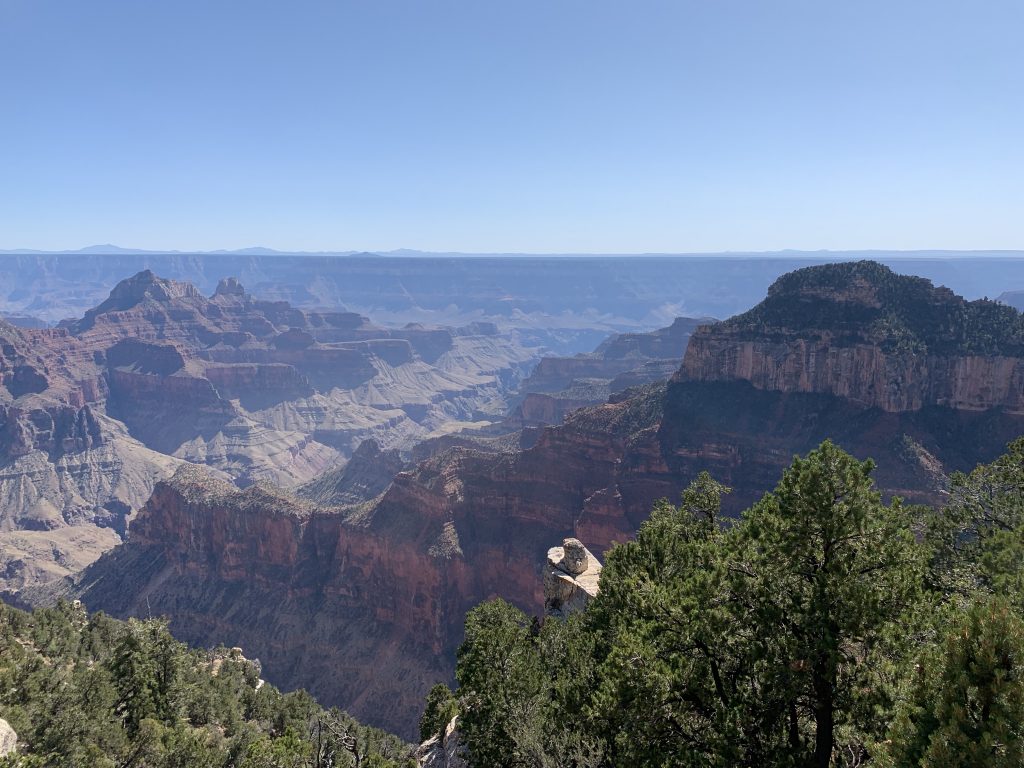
1 1 1022 253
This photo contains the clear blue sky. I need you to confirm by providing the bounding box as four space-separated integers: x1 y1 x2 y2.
1 1 1022 253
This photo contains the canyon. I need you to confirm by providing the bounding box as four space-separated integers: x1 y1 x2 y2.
512 316 708 425
0 271 540 593
56 260 1024 740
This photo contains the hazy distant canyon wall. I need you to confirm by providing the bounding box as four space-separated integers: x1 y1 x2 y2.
6 252 1024 334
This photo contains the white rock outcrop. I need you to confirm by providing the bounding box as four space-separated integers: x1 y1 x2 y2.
0 718 17 757
415 715 467 768
544 537 602 618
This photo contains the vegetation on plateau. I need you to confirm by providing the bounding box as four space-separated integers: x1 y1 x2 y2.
719 260 1024 355
444 438 1024 767
0 604 412 767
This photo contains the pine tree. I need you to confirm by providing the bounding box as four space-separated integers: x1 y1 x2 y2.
456 599 548 768
731 440 924 767
585 471 741 766
419 683 458 742
886 598 1024 767
926 437 1024 604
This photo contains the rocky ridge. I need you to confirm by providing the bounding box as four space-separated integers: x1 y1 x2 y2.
68 386 669 737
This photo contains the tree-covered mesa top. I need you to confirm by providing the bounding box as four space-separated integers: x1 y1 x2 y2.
716 260 1024 355
446 438 1024 768
0 602 412 768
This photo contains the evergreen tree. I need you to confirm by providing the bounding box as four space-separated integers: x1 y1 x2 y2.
453 444 932 767
456 599 548 768
926 437 1024 604
419 683 458 742
0 601 413 767
108 618 185 734
886 598 1024 767
731 441 924 767
585 472 741 766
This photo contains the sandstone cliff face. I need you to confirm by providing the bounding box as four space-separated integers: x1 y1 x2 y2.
682 334 1024 414
77 466 460 739
79 272 538 473
72 370 1024 738
0 318 186 592
659 263 1024 509
513 392 596 426
0 411 184 591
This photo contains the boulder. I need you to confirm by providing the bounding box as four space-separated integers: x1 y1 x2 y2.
561 537 588 575
0 718 17 756
544 538 602 618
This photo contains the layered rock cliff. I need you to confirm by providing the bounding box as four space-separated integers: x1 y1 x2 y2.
72 465 469 740
297 439 405 506
682 261 1024 413
71 387 670 737
1 271 540 593
0 318 185 592
661 262 1024 507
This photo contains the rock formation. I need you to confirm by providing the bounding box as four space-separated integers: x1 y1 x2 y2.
0 718 16 757
682 261 1024 414
0 316 186 592
658 262 1024 509
297 439 406 506
544 537 602 618
0 271 539 593
69 464 467 739
415 716 468 768
67 383 673 737
514 316 709 425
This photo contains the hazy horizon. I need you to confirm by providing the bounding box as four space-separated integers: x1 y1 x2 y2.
5 244 1024 259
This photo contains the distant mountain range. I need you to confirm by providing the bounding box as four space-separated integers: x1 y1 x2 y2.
0 244 364 256
4 251 1024 339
